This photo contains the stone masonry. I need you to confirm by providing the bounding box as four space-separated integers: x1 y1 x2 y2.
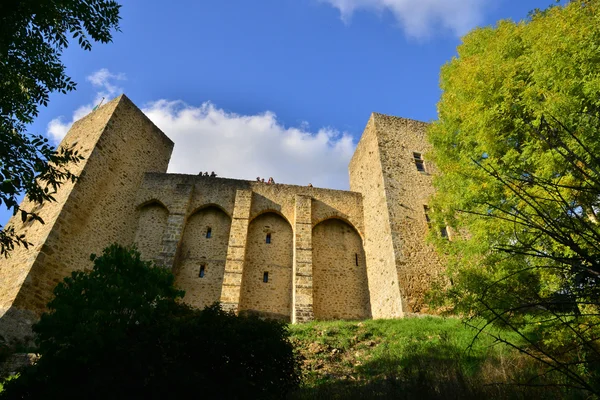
0 95 445 344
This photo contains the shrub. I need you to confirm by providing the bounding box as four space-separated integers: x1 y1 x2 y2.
0 244 301 399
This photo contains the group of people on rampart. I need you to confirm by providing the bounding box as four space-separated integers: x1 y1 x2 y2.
256 176 275 184
197 172 315 188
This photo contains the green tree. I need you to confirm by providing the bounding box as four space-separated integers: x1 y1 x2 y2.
428 0 600 394
0 245 302 399
0 0 121 256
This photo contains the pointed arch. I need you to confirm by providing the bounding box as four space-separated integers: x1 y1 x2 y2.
312 214 364 241
187 203 232 220
249 208 292 227
136 198 170 213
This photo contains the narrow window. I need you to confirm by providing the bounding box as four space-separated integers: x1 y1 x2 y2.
355 253 359 266
206 227 212 238
263 271 269 283
199 265 206 278
423 205 431 226
266 233 271 244
413 152 426 173
440 227 449 239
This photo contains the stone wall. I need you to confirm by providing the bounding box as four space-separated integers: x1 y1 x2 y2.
350 114 445 314
239 213 293 320
135 202 169 264
349 115 405 318
132 173 367 320
292 195 314 323
174 207 232 308
0 95 173 344
312 219 370 320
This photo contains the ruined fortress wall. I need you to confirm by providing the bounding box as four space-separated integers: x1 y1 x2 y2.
370 114 445 313
0 95 173 343
349 115 404 318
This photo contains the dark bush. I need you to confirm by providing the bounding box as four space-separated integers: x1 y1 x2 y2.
0 244 301 399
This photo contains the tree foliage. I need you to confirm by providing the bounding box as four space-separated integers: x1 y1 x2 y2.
0 0 121 255
0 245 302 399
428 0 600 394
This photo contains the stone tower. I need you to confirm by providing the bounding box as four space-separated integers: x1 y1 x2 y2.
349 113 443 316
0 95 173 344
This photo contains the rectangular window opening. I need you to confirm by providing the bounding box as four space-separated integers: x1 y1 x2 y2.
423 205 431 226
355 253 359 266
199 265 206 278
263 271 269 283
206 227 212 238
266 233 271 244
440 227 449 239
413 152 426 173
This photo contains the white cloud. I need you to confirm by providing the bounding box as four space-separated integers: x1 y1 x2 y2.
48 69 355 189
143 100 355 189
47 68 125 141
321 0 487 38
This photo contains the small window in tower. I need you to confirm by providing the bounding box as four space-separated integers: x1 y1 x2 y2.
355 253 359 266
263 271 269 283
266 233 271 244
199 265 206 278
413 152 426 173
206 227 212 238
440 226 449 239
423 205 432 226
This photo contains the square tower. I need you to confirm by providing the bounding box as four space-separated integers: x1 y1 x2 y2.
349 113 444 316
0 95 174 344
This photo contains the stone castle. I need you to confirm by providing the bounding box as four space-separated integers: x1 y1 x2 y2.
0 95 444 343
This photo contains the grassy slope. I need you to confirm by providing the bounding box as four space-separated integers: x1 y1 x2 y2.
289 317 586 399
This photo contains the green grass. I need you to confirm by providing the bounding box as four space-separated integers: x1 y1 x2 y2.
289 317 587 399
0 374 18 394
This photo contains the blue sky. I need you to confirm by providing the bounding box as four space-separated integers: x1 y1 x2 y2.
3 0 554 227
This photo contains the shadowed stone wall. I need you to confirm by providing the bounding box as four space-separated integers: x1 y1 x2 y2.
135 202 169 264
312 219 370 320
